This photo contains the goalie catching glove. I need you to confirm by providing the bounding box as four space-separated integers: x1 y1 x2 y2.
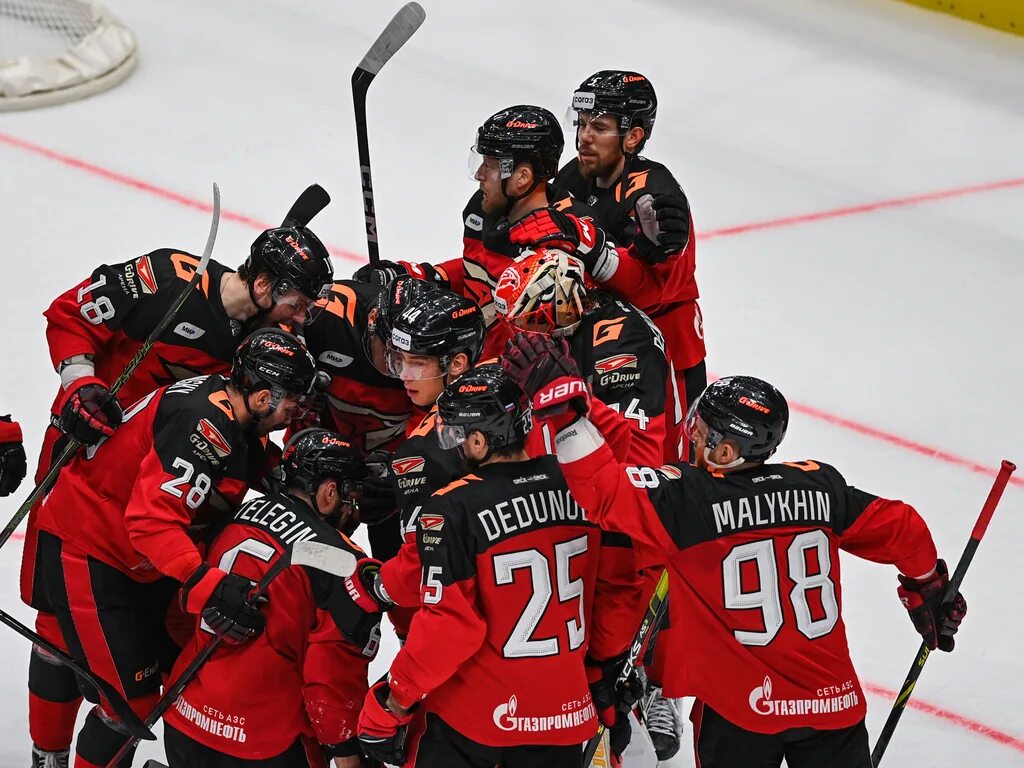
501 332 589 431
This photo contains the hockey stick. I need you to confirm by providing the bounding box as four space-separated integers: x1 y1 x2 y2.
584 568 670 766
282 183 330 228
0 184 221 551
351 2 426 264
0 609 154 742
104 539 358 768
871 459 1016 766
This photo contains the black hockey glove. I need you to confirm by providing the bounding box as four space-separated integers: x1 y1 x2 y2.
0 416 27 497
180 565 268 644
356 450 398 525
358 681 416 766
632 191 691 264
58 377 123 446
897 559 966 652
502 333 589 429
586 654 641 758
352 260 410 286
344 557 393 613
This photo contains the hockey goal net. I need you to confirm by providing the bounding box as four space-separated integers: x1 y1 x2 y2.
0 0 137 110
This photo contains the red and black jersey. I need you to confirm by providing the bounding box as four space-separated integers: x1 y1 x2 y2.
436 185 603 360
301 280 413 453
164 491 379 760
555 157 705 371
44 250 243 417
378 406 464 612
35 375 270 585
555 419 940 734
386 456 639 747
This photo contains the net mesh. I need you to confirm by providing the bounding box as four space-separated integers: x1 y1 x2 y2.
0 0 137 109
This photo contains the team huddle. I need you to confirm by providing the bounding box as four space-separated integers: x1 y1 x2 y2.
0 71 969 768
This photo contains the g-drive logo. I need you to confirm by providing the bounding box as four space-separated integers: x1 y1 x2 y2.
748 676 860 717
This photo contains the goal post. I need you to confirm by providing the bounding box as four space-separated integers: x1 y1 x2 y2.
0 0 138 111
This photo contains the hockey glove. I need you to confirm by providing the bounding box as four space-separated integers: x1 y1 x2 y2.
344 557 393 613
502 333 590 430
632 192 690 264
356 450 398 525
586 654 640 759
358 681 416 766
352 260 410 285
509 209 619 282
897 559 966 652
58 377 123 446
180 565 268 644
0 416 26 497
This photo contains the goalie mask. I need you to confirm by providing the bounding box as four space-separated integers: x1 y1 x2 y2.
493 247 587 338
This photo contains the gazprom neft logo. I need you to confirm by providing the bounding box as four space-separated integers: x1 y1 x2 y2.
492 693 595 733
748 676 860 717
493 694 519 731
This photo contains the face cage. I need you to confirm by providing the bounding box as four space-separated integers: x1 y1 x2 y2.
499 287 583 339
384 343 449 381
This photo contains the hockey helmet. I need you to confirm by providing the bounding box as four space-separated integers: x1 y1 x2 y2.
685 376 789 466
386 288 485 380
231 328 318 414
281 428 368 497
363 275 441 374
493 247 587 338
469 105 564 192
435 365 531 452
569 70 657 152
246 225 334 321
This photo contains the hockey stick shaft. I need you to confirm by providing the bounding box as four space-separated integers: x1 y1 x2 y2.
104 540 356 767
0 184 221 550
0 609 154 742
871 459 1016 766
583 568 670 766
351 3 425 264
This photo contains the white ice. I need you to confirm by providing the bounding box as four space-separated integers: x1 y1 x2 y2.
1 0 1022 765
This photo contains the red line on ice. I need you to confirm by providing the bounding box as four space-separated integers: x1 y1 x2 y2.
0 132 363 263
1 131 1020 491
864 683 1024 753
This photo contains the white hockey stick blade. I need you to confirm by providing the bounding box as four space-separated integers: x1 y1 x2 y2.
196 181 221 276
356 3 426 76
621 710 658 767
290 540 357 577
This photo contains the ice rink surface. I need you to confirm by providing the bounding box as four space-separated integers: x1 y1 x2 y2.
1 0 1022 764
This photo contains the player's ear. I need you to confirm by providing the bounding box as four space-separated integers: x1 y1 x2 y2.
449 352 470 379
251 272 273 304
512 162 534 196
716 438 741 466
623 126 645 154
250 388 273 411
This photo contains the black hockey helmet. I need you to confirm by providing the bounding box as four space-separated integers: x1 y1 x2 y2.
685 376 789 465
245 225 334 319
231 328 318 415
435 365 531 453
363 275 440 374
281 428 368 496
571 70 658 152
470 105 564 190
386 288 485 379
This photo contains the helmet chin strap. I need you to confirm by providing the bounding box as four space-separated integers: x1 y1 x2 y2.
703 446 745 471
501 176 545 217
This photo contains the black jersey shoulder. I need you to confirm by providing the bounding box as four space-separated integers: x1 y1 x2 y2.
394 407 464 517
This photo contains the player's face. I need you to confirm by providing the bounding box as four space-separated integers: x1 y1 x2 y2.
390 351 446 407
685 413 712 470
266 288 314 327
252 391 306 435
575 112 624 179
473 155 507 214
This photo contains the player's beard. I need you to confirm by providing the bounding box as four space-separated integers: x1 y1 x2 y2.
578 149 620 182
457 443 486 473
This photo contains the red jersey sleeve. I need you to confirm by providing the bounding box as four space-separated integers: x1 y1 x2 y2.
838 495 938 578
588 529 644 662
303 607 371 750
386 503 487 704
378 537 422 608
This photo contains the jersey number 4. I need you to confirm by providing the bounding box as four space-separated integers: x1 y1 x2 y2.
722 530 838 646
493 535 589 659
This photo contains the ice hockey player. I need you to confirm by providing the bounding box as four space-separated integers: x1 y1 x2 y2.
356 366 636 768
495 247 675 465
0 415 26 496
522 360 967 768
25 217 334 768
371 287 486 636
352 105 601 360
29 329 319 768
162 427 382 768
552 70 705 413
301 274 438 568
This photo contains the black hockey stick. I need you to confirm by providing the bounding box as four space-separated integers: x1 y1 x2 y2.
282 183 331 228
0 609 154 742
0 184 221 551
351 2 425 264
104 539 358 768
583 568 670 766
871 459 1016 766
